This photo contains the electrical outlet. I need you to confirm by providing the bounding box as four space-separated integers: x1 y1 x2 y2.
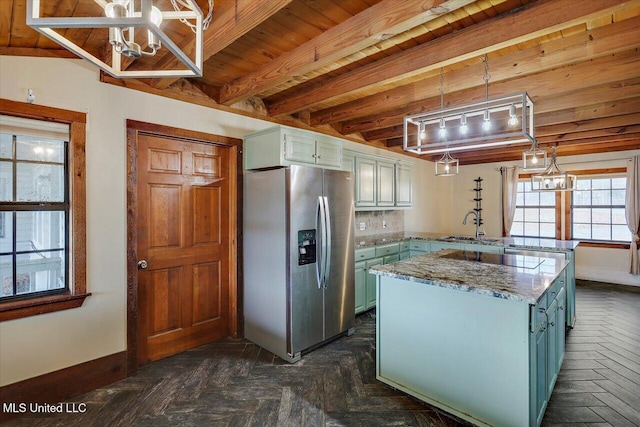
359 222 366 231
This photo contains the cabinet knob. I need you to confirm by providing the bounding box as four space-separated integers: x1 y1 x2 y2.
559 306 564 311
550 321 555 327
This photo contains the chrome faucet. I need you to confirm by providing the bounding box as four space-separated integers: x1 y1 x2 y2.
462 211 485 240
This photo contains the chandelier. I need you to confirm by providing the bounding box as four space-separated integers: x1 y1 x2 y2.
403 56 535 156
532 147 577 192
26 0 208 78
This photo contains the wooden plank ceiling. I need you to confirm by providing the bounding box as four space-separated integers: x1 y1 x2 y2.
1 0 639 164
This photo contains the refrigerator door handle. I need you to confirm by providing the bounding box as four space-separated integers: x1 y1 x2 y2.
323 196 332 288
316 196 326 288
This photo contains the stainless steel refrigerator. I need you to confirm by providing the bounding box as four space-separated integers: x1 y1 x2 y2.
243 165 355 363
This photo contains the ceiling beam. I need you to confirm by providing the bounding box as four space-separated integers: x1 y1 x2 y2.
312 16 640 127
217 0 476 106
267 0 636 117
0 46 79 58
150 0 294 90
535 97 640 128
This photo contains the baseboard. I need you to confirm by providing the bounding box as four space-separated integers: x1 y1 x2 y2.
576 268 640 287
0 351 127 423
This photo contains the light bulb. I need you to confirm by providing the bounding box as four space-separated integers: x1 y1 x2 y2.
439 118 446 138
459 114 468 134
508 104 519 126
105 0 130 18
149 6 163 26
543 178 550 188
531 155 538 164
444 163 450 173
482 110 491 131
419 123 426 141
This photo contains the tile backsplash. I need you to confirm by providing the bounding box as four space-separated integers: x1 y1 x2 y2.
355 210 404 237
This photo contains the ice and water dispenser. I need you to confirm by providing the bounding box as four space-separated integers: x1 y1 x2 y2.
297 229 316 265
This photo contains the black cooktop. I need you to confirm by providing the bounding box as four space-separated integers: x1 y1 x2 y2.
441 250 545 269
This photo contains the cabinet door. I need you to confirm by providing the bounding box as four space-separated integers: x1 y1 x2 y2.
534 325 548 427
342 151 356 173
399 251 410 260
365 258 383 310
377 160 396 207
355 157 377 207
355 262 366 314
395 162 412 207
409 250 428 258
546 298 559 397
556 287 566 370
430 242 461 252
315 138 342 168
284 131 316 164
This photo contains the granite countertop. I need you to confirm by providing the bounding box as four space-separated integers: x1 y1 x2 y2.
355 231 580 251
369 249 569 304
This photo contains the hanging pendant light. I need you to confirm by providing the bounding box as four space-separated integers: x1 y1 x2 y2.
435 151 459 177
523 138 547 170
531 146 577 191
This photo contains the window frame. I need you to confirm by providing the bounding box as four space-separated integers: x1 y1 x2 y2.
509 172 562 240
564 168 630 249
0 99 88 321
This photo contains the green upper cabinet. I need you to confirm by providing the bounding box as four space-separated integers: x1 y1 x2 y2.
355 156 377 207
347 150 412 210
377 160 396 207
244 125 342 170
395 161 412 207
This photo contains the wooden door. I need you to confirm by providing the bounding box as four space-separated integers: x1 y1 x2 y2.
136 133 231 365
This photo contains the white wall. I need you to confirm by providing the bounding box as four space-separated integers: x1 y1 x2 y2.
0 55 428 386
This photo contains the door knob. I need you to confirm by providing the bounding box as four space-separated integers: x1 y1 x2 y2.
137 260 148 270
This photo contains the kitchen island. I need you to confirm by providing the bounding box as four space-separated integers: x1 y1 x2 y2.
370 249 568 427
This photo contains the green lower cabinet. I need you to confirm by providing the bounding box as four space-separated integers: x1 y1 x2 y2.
534 324 548 426
462 243 504 254
399 250 410 260
546 298 559 397
430 242 461 252
365 257 383 310
355 261 367 314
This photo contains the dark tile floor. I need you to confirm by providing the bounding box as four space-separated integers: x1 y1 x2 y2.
4 280 640 426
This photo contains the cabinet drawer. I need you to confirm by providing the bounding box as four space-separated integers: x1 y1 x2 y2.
399 250 410 260
399 241 410 251
375 243 399 257
383 254 400 264
409 240 429 252
355 247 376 262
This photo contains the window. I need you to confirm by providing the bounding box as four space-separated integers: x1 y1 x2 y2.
1 123 68 301
0 99 87 321
571 175 629 243
510 180 558 238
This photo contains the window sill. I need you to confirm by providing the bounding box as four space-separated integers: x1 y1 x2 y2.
0 293 91 322
577 241 631 250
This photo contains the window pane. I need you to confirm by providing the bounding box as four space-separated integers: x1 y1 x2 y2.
612 225 630 242
573 224 591 239
16 250 65 295
1 255 12 297
16 136 65 163
524 223 538 236
0 212 13 253
540 223 555 238
611 178 626 189
16 211 65 251
592 208 611 224
0 133 12 159
591 178 610 190
539 192 555 206
591 190 610 206
612 208 626 225
516 191 524 206
576 180 591 190
523 181 532 192
573 208 591 224
539 208 555 222
16 163 64 202
0 161 12 201
592 224 610 240
510 222 523 236
524 191 538 206
611 189 625 205
524 208 539 222
513 208 523 221
573 190 590 205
